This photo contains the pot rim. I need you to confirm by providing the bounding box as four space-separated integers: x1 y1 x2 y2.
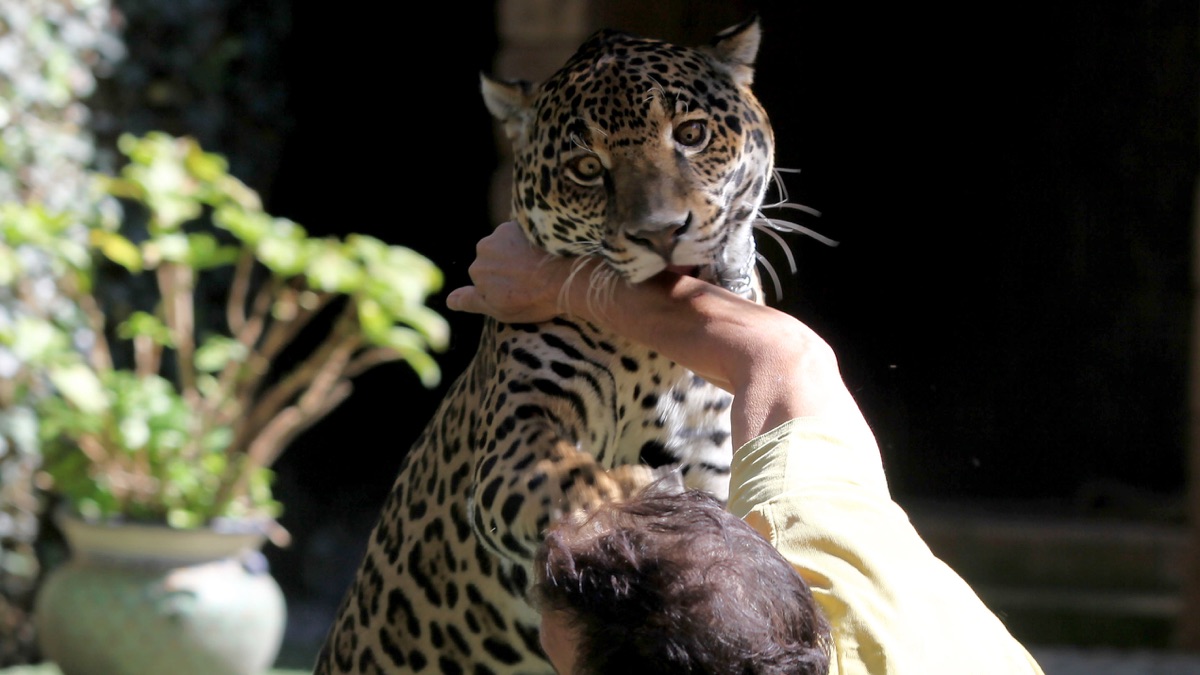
54 508 270 566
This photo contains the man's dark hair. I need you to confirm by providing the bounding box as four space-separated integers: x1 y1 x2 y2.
531 483 831 674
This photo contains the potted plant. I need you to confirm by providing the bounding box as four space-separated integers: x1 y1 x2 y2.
0 131 449 675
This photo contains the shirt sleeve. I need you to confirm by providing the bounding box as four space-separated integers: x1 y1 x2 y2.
728 417 1045 675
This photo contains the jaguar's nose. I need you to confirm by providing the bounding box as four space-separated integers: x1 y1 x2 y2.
628 214 691 262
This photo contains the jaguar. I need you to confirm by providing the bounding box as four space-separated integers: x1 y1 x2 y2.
314 14 816 674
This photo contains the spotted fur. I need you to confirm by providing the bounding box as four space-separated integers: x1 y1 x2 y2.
316 16 781 674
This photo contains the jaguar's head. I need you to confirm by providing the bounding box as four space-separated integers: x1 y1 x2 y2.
482 16 774 294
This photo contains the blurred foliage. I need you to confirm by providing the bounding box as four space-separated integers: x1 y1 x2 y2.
0 0 310 666
0 0 122 665
2 132 449 532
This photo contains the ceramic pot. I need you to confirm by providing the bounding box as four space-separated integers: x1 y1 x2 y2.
34 513 286 675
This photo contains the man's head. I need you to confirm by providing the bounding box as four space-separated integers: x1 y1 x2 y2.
531 484 831 674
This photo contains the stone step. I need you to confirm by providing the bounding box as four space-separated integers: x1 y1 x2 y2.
980 586 1181 648
907 501 1191 648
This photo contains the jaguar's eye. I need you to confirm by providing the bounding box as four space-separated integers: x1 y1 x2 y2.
566 154 604 184
673 120 708 148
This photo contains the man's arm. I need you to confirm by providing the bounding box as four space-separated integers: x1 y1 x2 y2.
445 221 869 446
448 222 1048 675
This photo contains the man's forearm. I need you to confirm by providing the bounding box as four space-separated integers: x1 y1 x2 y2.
445 222 866 445
557 268 857 445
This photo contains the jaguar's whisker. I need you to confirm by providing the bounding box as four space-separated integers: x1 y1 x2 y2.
755 224 798 275
759 217 838 247
772 202 824 219
755 251 784 303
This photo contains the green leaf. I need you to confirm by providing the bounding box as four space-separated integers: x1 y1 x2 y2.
90 229 143 272
46 363 108 415
200 452 227 475
352 236 444 302
0 202 75 242
4 317 75 365
202 424 234 454
99 174 144 201
212 205 269 244
167 508 204 529
115 133 201 232
355 298 391 343
358 299 449 354
117 311 174 347
255 219 310 276
305 240 362 293
182 232 240 269
0 247 18 286
148 232 191 264
380 326 442 388
398 305 451 352
395 346 441 389
182 139 229 183
117 415 151 451
238 467 282 519
194 335 248 373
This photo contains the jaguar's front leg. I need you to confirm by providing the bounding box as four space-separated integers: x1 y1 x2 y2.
468 418 657 566
465 320 665 567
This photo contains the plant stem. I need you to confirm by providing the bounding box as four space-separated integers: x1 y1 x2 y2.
228 302 360 459
73 283 114 373
226 248 255 335
157 262 198 403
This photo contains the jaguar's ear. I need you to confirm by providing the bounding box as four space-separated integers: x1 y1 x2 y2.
708 13 761 88
481 72 536 141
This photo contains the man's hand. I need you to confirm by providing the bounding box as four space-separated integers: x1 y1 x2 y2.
446 221 583 324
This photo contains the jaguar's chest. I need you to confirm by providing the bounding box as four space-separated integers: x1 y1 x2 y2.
467 318 734 492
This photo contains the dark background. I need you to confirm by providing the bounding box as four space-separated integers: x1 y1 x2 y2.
265 3 500 523
745 2 1197 506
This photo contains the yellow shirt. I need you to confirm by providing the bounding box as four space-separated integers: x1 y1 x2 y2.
727 417 1045 675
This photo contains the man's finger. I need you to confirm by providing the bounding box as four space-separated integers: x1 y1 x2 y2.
445 287 482 314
